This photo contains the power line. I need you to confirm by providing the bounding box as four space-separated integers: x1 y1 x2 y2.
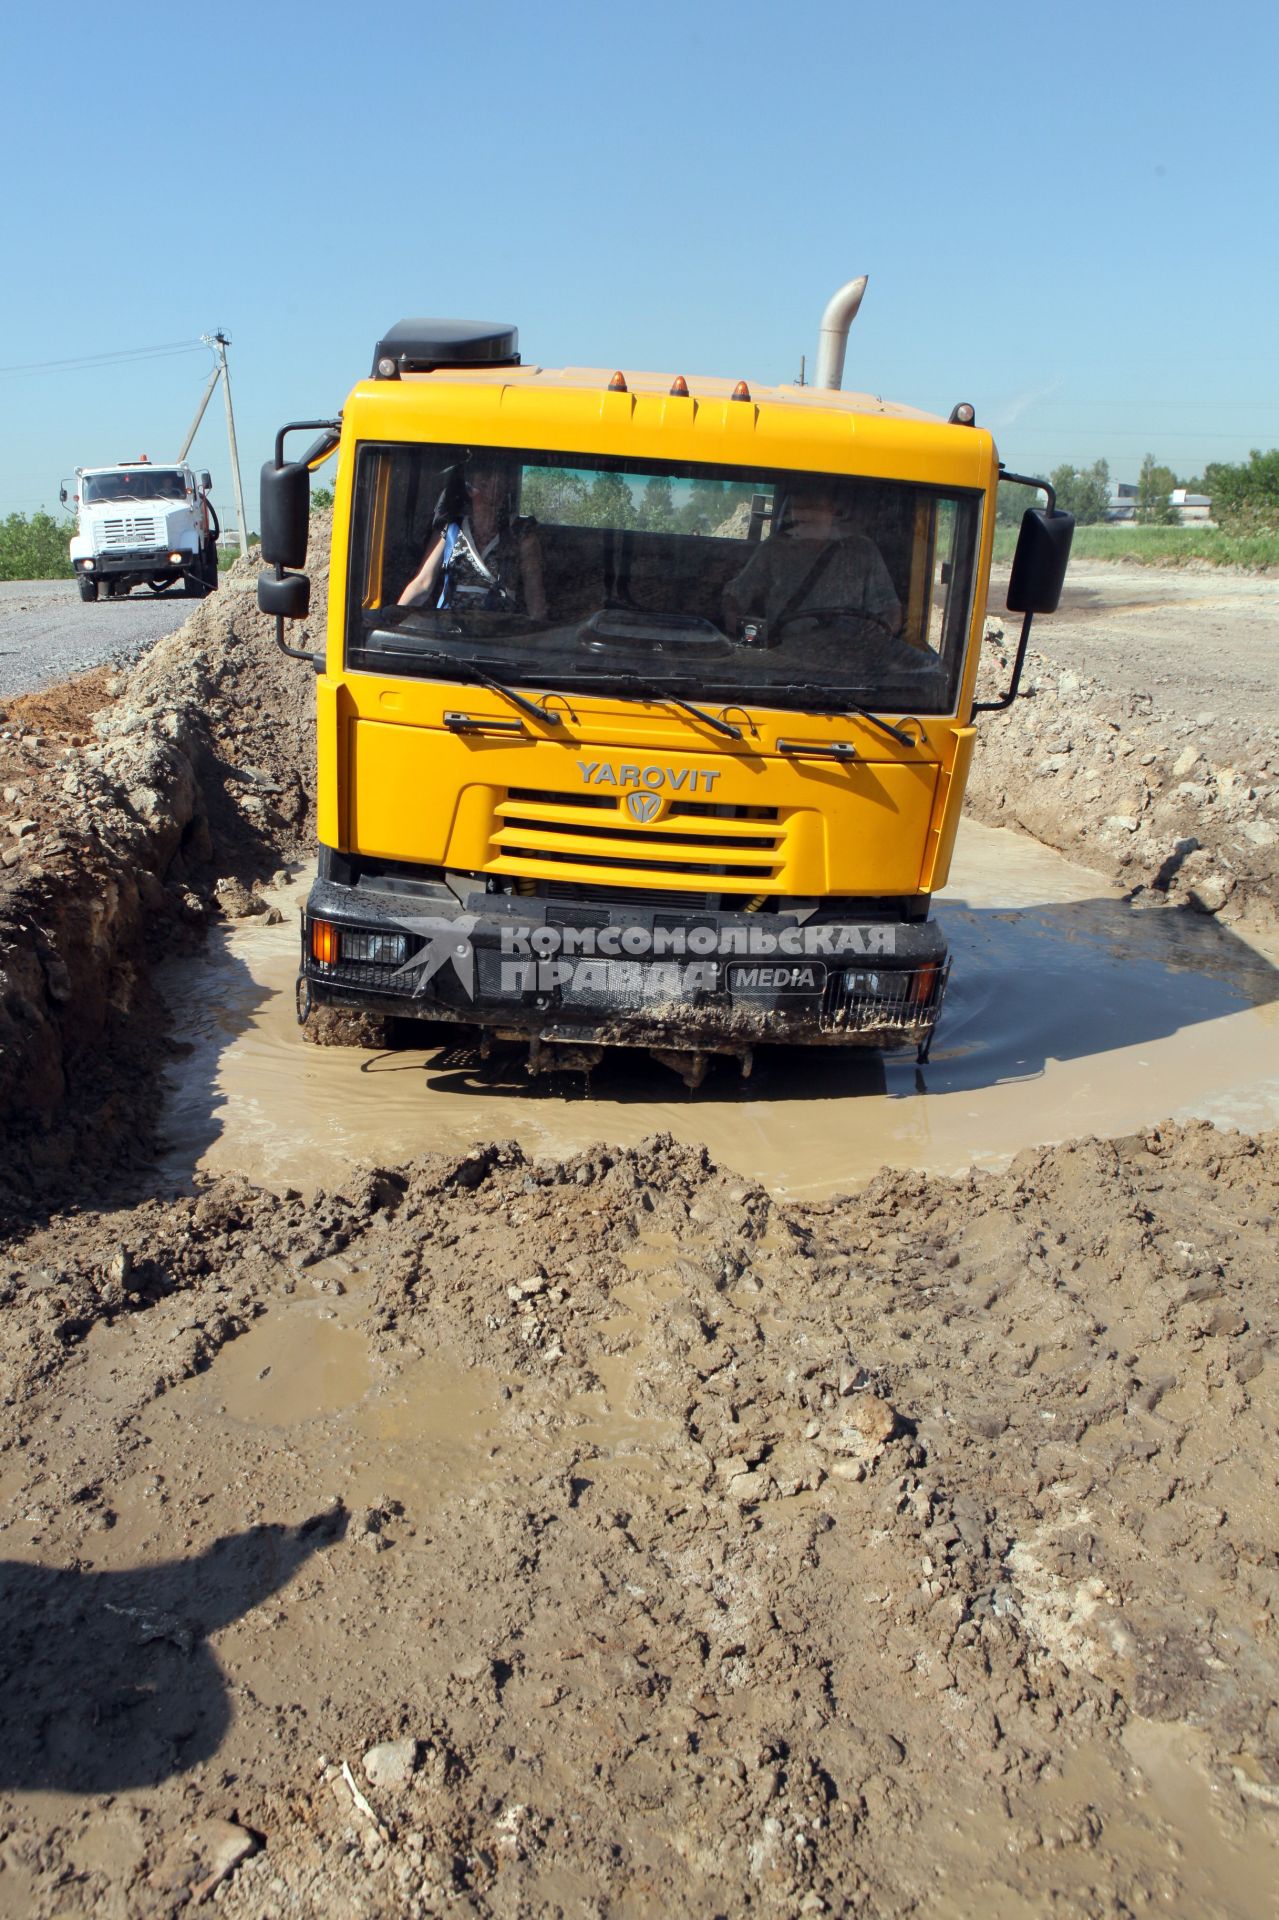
1011 428 1274 443
0 341 207 377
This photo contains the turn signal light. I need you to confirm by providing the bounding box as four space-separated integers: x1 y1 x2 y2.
310 918 338 966
731 380 751 402
910 963 939 1005
948 402 976 426
607 371 628 392
669 375 689 396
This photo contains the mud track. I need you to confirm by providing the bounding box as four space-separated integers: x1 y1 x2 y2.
0 544 1276 1916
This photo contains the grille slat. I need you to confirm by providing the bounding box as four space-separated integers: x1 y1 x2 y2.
491 785 789 893
100 515 163 547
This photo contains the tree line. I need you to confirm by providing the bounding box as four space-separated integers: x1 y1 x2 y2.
5 447 1278 580
0 510 75 581
999 449 1279 532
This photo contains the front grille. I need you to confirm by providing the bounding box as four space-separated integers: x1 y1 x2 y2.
100 515 163 547
822 958 950 1032
545 881 720 912
490 786 787 896
318 957 416 991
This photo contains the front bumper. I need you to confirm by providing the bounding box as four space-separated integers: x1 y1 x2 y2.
299 871 950 1056
75 548 194 578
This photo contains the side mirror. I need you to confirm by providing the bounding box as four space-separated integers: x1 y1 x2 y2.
199 470 213 492
258 571 310 619
59 484 68 506
1007 507 1074 614
260 460 310 568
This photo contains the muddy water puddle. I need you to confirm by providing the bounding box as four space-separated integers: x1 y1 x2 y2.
155 821 1279 1200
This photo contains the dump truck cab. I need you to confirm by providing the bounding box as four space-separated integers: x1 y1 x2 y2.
261 303 1071 1085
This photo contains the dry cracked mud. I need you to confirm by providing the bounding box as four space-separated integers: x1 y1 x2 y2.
0 542 1276 1916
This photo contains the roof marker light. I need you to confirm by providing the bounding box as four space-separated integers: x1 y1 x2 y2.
948 401 976 426
669 375 689 396
607 371 628 392
731 381 751 402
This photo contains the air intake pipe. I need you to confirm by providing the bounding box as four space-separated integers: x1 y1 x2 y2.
814 276 868 391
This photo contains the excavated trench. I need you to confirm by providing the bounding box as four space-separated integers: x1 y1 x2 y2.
152 822 1279 1202
0 554 1277 1918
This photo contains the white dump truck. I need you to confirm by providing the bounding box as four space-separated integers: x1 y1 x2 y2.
62 457 220 602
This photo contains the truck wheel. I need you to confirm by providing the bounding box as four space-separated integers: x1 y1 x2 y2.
77 576 98 602
203 538 219 592
183 563 206 598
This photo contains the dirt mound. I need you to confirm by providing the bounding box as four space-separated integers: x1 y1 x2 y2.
970 624 1279 934
0 531 326 1216
2 1125 1275 1914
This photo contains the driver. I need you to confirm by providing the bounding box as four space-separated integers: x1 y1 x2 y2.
723 481 902 641
398 456 547 618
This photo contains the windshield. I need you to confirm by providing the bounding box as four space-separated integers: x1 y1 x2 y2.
345 443 981 715
82 468 187 504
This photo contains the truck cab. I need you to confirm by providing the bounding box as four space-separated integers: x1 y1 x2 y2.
261 306 1071 1085
64 457 220 601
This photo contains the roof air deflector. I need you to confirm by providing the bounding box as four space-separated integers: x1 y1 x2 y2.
372 319 520 379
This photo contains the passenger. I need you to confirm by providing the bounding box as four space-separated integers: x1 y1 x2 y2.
724 481 902 641
398 457 547 618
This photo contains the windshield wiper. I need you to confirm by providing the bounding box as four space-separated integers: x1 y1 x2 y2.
390 643 561 727
583 674 743 741
779 684 918 749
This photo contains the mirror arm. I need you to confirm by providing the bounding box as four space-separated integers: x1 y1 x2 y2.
273 604 323 670
264 417 338 671
273 418 340 469
971 610 1035 716
1000 466 1056 513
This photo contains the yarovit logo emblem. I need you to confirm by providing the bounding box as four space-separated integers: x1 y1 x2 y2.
626 791 664 824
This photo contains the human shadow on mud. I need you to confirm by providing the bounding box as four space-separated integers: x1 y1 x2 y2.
0 1508 345 1793
400 893 1278 1104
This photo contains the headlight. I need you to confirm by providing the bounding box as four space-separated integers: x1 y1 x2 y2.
339 930 407 965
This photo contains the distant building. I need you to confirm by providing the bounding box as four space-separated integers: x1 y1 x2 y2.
1170 488 1212 524
1106 482 1213 525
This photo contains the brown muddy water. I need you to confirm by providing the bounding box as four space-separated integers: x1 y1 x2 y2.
154 820 1279 1200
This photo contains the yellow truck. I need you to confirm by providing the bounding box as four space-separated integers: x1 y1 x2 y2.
259 284 1072 1085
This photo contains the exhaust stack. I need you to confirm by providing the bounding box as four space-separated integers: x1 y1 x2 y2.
814 276 868 391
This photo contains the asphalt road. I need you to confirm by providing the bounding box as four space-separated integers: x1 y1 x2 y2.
0 579 199 700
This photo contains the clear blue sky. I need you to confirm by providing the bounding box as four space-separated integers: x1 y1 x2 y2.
3 0 1275 525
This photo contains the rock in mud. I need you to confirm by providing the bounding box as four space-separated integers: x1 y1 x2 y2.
363 1739 423 1791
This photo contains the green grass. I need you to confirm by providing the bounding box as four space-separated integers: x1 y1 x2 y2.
992 522 1279 569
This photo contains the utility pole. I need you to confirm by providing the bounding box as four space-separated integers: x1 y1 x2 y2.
178 361 221 462
183 332 250 557
208 332 249 559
